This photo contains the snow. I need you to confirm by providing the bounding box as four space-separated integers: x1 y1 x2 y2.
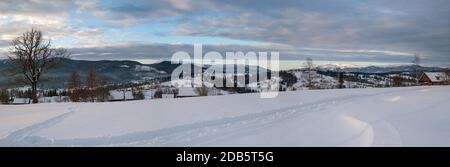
134 65 166 74
177 87 199 97
38 96 68 103
291 70 339 89
135 65 153 71
163 79 214 88
143 90 155 99
0 86 449 146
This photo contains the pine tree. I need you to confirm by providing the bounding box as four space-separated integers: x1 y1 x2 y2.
337 71 345 89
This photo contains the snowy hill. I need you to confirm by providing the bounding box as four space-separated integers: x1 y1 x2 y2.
0 59 180 88
0 58 268 88
1 86 449 146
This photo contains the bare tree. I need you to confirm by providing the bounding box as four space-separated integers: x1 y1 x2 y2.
154 87 163 99
86 67 98 102
72 68 109 102
68 71 81 89
95 79 110 102
392 75 403 87
8 29 69 103
412 54 421 85
67 71 81 102
305 57 316 89
86 67 98 89
132 86 145 100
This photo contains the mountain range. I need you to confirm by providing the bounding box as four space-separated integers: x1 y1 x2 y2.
316 64 445 74
0 59 179 88
0 58 447 88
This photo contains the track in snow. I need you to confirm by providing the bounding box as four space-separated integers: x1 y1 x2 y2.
0 88 412 147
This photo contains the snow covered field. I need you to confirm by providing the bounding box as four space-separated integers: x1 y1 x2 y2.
0 86 449 147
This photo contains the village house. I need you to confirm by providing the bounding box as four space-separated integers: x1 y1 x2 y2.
418 72 449 85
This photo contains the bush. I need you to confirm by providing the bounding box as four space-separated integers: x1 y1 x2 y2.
195 85 209 96
133 89 145 100
279 71 298 87
154 88 163 99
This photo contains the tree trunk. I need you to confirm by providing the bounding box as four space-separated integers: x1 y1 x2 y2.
31 82 38 103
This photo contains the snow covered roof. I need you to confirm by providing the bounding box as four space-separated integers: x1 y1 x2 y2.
177 87 199 97
422 72 448 82
109 90 134 100
12 98 30 104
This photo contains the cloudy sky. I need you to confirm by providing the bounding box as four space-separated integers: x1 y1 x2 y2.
0 0 449 67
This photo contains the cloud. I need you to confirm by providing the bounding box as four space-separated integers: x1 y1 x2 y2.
0 0 76 57
167 0 450 62
71 28 106 47
0 0 448 66
301 48 413 56
65 43 417 64
73 0 214 27
0 0 69 16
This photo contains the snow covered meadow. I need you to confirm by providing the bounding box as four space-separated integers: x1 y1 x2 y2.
0 86 449 147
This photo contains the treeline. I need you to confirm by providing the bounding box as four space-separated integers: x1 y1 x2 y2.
0 89 69 104
67 67 110 102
